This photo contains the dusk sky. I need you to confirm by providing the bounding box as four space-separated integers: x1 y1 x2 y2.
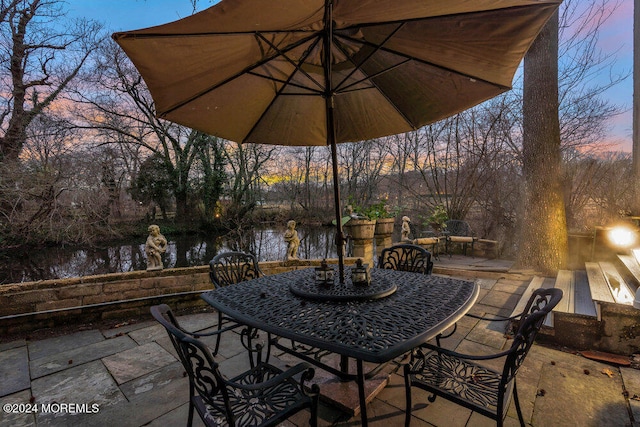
67 0 635 152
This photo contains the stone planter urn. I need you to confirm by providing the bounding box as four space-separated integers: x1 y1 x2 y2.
346 218 376 266
374 217 395 236
346 219 377 240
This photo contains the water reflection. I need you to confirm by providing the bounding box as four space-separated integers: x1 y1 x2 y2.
0 226 339 284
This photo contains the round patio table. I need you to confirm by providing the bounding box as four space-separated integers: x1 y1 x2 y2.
201 267 478 426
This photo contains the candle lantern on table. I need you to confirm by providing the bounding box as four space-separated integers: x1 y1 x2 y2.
351 258 371 286
314 259 334 285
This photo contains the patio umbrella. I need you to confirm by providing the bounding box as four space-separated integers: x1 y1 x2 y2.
113 0 560 282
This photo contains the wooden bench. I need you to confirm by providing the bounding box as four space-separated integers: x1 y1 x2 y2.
553 270 574 314
510 276 546 318
585 262 616 320
574 270 597 317
598 261 634 305
551 270 597 317
444 220 476 256
412 237 440 259
509 276 557 327
618 254 640 290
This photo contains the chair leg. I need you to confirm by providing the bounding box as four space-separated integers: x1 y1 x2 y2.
310 395 319 427
213 311 223 355
187 406 194 427
187 395 195 427
513 379 526 427
263 332 272 363
403 364 412 427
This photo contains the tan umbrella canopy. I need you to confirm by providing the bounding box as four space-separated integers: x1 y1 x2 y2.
113 0 560 281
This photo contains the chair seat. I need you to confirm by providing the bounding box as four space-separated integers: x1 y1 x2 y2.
407 351 509 413
413 237 439 245
195 362 309 426
447 236 474 243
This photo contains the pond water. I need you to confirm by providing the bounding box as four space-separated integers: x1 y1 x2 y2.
0 226 340 284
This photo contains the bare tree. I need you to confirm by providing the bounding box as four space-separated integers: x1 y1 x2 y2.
338 139 388 208
0 0 21 23
0 0 102 162
75 41 226 221
223 141 274 213
562 151 633 230
557 0 626 153
0 112 116 245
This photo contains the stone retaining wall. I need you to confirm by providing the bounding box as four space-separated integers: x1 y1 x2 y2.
0 258 357 336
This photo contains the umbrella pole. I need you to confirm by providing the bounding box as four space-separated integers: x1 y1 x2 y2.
329 129 345 284
324 0 345 283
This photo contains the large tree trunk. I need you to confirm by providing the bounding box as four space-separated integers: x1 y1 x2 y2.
518 11 568 274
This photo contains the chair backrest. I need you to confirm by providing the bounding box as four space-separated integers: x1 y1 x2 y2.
445 220 472 237
150 304 232 421
503 288 563 383
209 251 262 288
378 244 433 274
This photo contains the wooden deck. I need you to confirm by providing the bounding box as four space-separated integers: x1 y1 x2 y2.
516 251 640 355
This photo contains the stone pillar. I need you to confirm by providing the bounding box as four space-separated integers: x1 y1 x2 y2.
374 217 395 259
345 219 376 267
375 235 392 257
352 238 375 267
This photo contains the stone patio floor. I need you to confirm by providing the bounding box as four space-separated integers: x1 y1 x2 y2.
2 255 640 426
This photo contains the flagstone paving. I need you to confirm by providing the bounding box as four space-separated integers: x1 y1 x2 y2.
1 256 639 426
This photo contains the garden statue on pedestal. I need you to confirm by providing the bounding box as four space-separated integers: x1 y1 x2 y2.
284 220 300 260
145 224 167 270
401 216 412 241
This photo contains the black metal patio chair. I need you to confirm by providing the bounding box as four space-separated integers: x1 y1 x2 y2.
378 243 433 275
403 287 563 427
444 219 476 257
151 304 319 427
208 251 264 356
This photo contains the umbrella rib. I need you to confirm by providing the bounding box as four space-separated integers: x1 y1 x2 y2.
336 59 412 94
242 35 326 143
332 23 405 93
246 70 324 95
330 32 420 129
159 31 321 116
253 32 325 93
337 32 511 91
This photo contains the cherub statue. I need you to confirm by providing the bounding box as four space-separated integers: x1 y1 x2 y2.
145 224 167 270
284 220 300 260
401 216 411 241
